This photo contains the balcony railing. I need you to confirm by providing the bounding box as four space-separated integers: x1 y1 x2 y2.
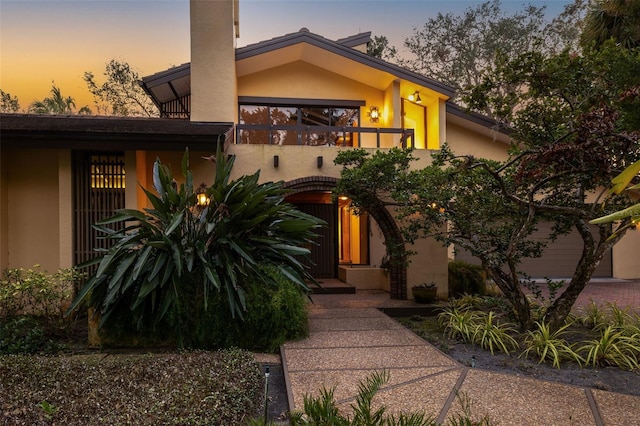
236 125 415 149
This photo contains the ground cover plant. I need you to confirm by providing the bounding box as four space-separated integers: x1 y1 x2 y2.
399 295 640 397
0 349 263 425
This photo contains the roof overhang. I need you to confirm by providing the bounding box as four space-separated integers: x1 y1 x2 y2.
140 30 456 108
0 114 232 151
236 31 455 97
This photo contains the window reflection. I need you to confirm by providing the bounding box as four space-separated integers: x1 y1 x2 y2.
238 103 360 145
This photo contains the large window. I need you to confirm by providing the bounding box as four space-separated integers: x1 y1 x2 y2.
238 98 363 146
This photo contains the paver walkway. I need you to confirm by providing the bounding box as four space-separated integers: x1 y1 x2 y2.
281 282 640 425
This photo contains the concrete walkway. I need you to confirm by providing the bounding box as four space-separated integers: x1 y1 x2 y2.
281 284 640 425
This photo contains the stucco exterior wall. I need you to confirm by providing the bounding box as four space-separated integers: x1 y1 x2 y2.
190 0 237 122
446 120 510 161
5 150 60 271
613 230 640 279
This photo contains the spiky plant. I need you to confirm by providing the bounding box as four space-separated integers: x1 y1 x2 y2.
578 325 640 371
470 311 519 355
67 147 323 347
520 321 583 368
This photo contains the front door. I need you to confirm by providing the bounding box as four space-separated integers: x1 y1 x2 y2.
287 192 338 279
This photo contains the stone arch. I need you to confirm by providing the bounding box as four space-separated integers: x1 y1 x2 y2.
283 176 407 299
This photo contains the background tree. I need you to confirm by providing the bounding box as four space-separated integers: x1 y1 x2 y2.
401 0 585 113
336 41 640 332
0 90 21 113
84 59 159 117
28 82 91 115
581 0 640 49
366 35 398 61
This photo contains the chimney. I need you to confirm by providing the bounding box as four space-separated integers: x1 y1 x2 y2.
190 0 239 123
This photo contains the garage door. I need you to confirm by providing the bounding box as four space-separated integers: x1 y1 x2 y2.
456 222 612 278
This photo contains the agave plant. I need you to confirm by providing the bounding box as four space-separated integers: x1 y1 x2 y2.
67 147 323 344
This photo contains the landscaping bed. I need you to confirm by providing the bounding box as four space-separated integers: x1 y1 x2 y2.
397 312 640 397
0 349 264 425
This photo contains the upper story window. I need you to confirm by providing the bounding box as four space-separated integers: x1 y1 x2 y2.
238 97 363 146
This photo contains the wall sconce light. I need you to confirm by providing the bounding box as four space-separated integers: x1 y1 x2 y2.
273 155 279 168
196 183 209 207
317 156 323 168
368 106 380 123
408 91 422 104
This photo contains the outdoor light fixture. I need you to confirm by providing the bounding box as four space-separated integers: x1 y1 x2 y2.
368 105 380 123
317 156 323 168
196 183 209 207
273 155 279 168
408 91 422 104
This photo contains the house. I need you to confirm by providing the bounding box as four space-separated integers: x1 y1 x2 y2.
1 0 638 302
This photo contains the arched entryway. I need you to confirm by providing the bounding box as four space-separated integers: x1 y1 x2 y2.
283 176 408 299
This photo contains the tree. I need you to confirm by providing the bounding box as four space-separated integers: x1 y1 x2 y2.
84 59 159 117
366 35 398 61
401 0 585 113
28 82 91 115
581 0 640 49
0 89 20 113
336 42 640 332
68 147 323 347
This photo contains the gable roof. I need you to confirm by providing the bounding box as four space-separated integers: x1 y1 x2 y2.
141 28 456 106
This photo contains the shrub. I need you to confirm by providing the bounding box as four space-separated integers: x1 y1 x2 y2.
68 147 322 349
448 261 486 297
0 316 59 354
96 264 309 352
0 265 81 321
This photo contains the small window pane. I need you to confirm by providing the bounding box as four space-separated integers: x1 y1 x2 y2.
239 129 270 144
271 107 298 126
239 105 268 125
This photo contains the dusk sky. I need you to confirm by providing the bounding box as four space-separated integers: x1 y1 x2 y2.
0 0 573 111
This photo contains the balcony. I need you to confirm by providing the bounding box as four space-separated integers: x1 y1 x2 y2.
236 124 415 149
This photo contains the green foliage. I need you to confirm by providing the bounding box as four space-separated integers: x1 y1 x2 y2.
0 316 59 354
581 0 640 50
236 264 309 351
401 0 585 109
448 261 486 297
578 325 640 370
290 370 434 426
290 370 493 425
0 265 81 320
68 147 323 349
470 311 519 355
0 265 83 351
577 301 608 330
520 321 583 368
438 307 479 342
